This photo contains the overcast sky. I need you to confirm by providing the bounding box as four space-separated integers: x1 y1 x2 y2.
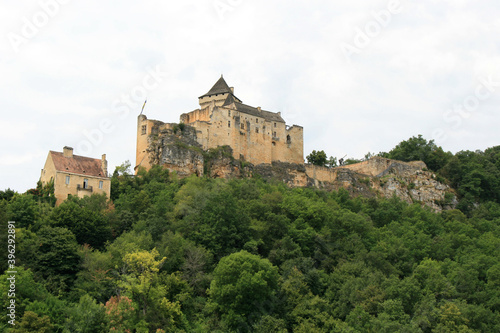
1 0 499 192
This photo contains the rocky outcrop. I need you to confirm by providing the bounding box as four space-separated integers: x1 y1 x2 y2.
147 125 204 177
368 162 457 211
146 127 455 212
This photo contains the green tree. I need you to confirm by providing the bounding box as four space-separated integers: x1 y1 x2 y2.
194 188 250 258
6 194 38 228
383 135 451 171
306 150 328 167
118 248 184 330
63 295 108 333
0 267 50 324
0 188 16 201
433 302 476 333
327 156 337 168
27 180 56 206
25 295 68 333
439 147 500 208
50 199 111 249
208 250 280 331
253 315 287 333
10 311 54 333
72 244 115 304
36 226 81 293
118 248 166 316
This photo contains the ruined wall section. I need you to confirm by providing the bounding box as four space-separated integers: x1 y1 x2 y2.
305 158 456 212
180 106 212 124
305 164 338 185
340 156 427 177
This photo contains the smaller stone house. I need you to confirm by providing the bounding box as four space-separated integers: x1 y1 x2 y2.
40 146 110 205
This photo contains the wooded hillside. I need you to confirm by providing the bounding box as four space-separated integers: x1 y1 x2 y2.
1 137 499 332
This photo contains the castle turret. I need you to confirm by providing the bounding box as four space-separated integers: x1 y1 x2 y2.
198 75 242 109
135 114 151 173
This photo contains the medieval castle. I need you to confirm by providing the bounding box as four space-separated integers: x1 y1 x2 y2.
135 76 303 172
36 76 452 211
132 76 453 212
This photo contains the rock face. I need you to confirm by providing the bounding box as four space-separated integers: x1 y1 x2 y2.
146 128 456 212
147 125 204 177
365 159 456 212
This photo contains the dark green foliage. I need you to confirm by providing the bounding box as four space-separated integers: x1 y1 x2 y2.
343 158 362 165
49 197 111 249
10 311 54 333
440 147 500 209
26 180 57 206
172 122 186 134
383 136 500 210
1 140 500 331
25 295 68 332
382 135 452 171
209 251 280 331
0 188 16 201
6 194 38 228
64 295 108 333
0 267 51 316
306 150 327 166
195 189 251 258
36 226 81 293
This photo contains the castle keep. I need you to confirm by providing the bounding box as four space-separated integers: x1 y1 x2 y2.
136 76 304 172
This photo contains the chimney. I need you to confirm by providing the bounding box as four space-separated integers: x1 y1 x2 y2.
101 154 108 177
257 107 261 112
63 146 73 158
230 87 234 93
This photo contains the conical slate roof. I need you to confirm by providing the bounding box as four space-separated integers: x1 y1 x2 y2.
199 76 241 102
199 76 283 122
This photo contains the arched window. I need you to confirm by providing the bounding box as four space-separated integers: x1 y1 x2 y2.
286 135 291 144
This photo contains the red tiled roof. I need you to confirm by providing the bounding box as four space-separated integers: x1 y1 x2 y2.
50 151 107 178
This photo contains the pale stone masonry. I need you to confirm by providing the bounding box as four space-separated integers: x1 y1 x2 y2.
132 77 454 212
40 146 111 205
135 76 304 172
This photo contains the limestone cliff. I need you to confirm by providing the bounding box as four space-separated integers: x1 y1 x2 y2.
306 157 457 212
147 124 204 177
146 128 456 212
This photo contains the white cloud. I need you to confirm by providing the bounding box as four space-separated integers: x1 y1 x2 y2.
0 0 499 192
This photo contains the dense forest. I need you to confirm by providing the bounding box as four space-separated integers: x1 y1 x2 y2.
1 137 500 332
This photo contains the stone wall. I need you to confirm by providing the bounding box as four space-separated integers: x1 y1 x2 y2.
139 122 455 212
177 105 303 166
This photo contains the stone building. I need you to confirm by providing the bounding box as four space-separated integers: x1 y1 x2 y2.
136 76 304 172
40 146 111 205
